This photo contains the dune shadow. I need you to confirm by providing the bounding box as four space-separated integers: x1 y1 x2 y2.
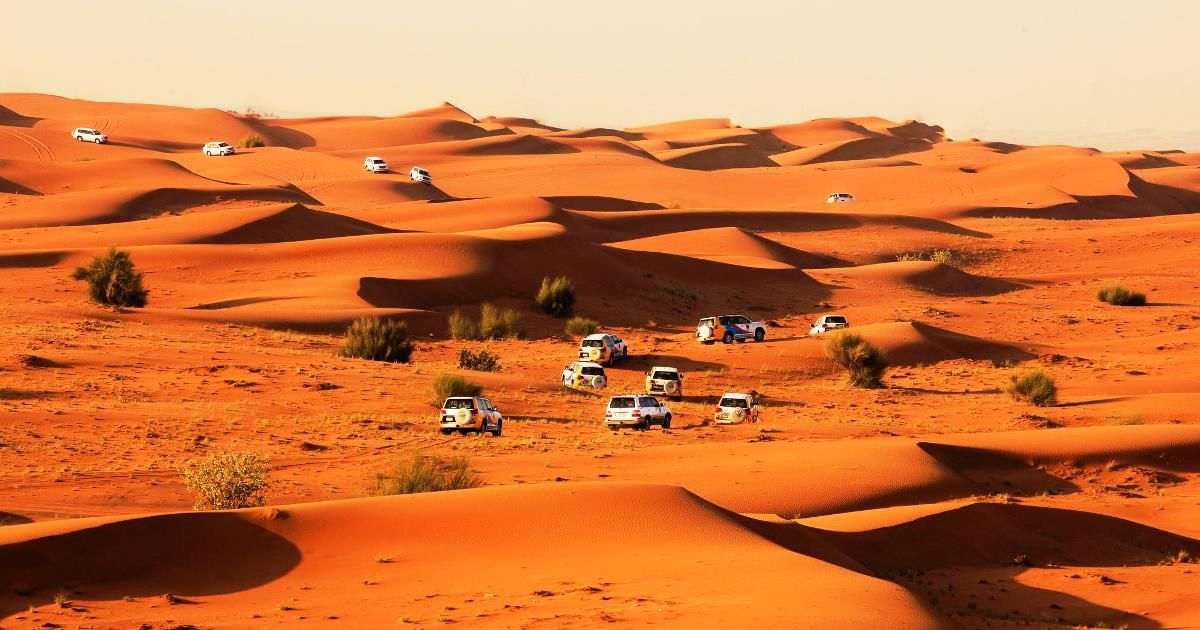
0 512 34 527
916 442 1079 496
0 388 58 401
253 122 316 149
0 175 40 196
0 511 301 618
1055 396 1133 408
0 251 67 269
620 354 725 372
188 296 304 310
891 386 1003 396
545 195 666 212
0 106 40 128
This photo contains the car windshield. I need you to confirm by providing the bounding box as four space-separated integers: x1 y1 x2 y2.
444 398 475 410
652 371 678 380
720 397 749 408
581 366 604 376
216 143 229 147
369 158 384 164
581 339 604 348
826 316 846 323
608 397 636 409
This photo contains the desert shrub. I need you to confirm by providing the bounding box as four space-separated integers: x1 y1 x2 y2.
458 348 501 372
823 332 888 388
340 317 413 363
71 248 148 307
432 373 483 401
239 133 266 148
895 248 969 267
479 302 521 339
448 310 480 340
1097 285 1146 306
536 276 576 317
564 315 600 337
1006 370 1058 407
181 451 271 510
369 452 482 495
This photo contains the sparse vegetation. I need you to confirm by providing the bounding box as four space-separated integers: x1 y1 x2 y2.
823 332 888 388
181 450 271 511
53 591 71 608
239 133 266 148
564 315 600 337
894 247 977 268
431 373 483 401
1097 285 1146 306
340 317 414 363
458 348 501 372
536 276 576 317
1006 370 1058 407
448 304 520 340
369 452 482 495
1105 415 1144 426
71 248 148 308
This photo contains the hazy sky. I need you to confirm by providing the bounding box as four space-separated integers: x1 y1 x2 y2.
3 0 1198 150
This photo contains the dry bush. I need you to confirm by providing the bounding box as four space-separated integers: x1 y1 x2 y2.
432 373 483 401
536 276 576 317
448 310 480 340
1097 285 1146 306
823 332 888 388
1006 370 1058 407
564 315 600 337
479 302 521 339
181 451 271 510
369 452 482 495
239 133 266 148
341 317 413 363
71 248 148 307
458 348 501 372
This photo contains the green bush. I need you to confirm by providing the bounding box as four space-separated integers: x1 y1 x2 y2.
1006 370 1058 407
823 332 888 388
448 310 480 340
340 316 414 363
432 373 483 401
71 248 148 308
564 315 600 337
458 348 501 372
240 133 266 148
369 452 481 495
479 302 521 339
1097 285 1146 306
536 276 576 317
181 451 271 510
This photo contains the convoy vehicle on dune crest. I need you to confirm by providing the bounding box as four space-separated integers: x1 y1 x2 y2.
410 166 432 185
364 156 389 173
809 314 849 335
605 394 672 431
579 333 628 365
439 396 503 436
713 392 760 424
644 366 683 401
202 141 236 156
562 361 608 391
826 192 854 203
696 315 766 345
71 127 108 143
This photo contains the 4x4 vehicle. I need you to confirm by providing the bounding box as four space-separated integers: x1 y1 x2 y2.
203 141 236 156
713 393 760 424
71 128 108 143
644 366 683 401
562 361 607 390
579 333 628 365
605 395 671 431
439 396 503 436
826 193 854 203
410 166 432 185
696 315 766 345
364 156 389 173
809 314 849 335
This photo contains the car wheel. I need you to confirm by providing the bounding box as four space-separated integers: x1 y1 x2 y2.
722 332 734 344
703 340 715 346
492 420 502 437
94 138 102 144
754 329 765 342
662 413 672 429
608 425 619 432
440 428 452 435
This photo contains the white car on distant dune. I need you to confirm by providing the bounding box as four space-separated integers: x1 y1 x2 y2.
826 193 854 203
410 166 432 185
364 156 389 173
72 128 108 143
203 141 236 156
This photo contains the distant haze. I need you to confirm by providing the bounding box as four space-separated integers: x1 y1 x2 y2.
3 0 1198 151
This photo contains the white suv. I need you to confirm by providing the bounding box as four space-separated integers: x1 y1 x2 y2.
696 315 767 345
826 193 854 203
410 166 432 185
72 128 108 144
439 396 503 436
714 393 760 424
203 141 236 156
644 366 683 401
809 315 849 335
579 333 628 366
364 156 389 173
605 395 671 431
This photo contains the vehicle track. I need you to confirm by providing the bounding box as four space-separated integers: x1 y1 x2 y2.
0 128 54 162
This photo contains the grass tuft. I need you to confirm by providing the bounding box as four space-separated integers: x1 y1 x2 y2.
823 332 888 388
1006 370 1058 407
1097 285 1146 306
340 317 414 363
369 452 482 495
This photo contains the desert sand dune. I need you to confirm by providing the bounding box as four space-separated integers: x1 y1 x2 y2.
3 95 1200 629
